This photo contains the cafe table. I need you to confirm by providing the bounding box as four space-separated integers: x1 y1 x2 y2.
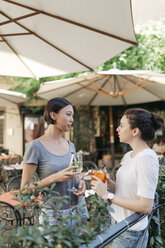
0 155 17 160
0 163 23 191
0 190 39 228
0 155 18 166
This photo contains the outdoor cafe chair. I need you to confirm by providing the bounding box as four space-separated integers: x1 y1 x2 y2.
83 161 98 172
158 154 165 166
83 151 98 165
0 164 23 192
6 175 22 192
0 200 21 235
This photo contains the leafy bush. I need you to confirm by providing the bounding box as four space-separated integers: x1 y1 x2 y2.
99 19 165 71
1 166 164 248
0 185 111 248
148 165 165 248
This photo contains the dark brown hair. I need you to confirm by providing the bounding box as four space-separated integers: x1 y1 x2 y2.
44 97 72 125
124 108 164 141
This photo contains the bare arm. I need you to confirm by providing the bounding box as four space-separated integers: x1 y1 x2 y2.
21 163 57 190
112 195 153 215
21 163 38 190
21 163 80 191
103 169 116 193
107 177 116 193
91 177 153 215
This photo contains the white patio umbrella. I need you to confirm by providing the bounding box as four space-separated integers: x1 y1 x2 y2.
0 0 137 78
0 89 27 105
36 69 165 105
36 69 165 165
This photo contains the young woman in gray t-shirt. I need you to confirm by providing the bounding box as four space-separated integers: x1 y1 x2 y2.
21 97 86 227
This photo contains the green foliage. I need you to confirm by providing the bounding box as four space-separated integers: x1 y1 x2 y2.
39 71 91 84
148 165 165 248
6 72 91 106
0 184 111 248
6 77 46 112
7 77 41 98
99 20 165 71
1 168 165 247
86 195 111 235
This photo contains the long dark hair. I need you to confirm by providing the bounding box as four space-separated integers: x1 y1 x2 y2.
124 108 164 141
44 97 72 125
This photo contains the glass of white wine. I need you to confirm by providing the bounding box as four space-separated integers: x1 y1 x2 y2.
67 152 83 192
75 152 83 172
71 152 83 172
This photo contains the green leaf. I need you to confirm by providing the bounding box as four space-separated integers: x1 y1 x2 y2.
155 236 163 244
150 236 155 246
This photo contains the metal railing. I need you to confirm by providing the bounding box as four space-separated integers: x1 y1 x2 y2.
80 193 165 248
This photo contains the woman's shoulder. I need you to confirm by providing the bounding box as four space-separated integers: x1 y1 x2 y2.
136 149 159 172
137 148 158 163
23 139 40 162
67 140 76 153
140 148 157 156
25 139 40 150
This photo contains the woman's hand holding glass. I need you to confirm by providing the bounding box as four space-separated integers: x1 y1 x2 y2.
52 166 80 183
90 169 107 183
91 175 109 200
73 179 86 196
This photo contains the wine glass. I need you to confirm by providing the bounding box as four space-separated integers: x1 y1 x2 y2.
73 153 83 172
67 152 83 192
67 186 78 192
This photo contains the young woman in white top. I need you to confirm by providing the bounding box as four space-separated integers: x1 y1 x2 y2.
91 108 164 248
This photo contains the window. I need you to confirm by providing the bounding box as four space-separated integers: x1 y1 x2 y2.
24 116 47 150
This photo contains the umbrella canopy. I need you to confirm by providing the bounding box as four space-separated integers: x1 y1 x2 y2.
36 69 165 165
0 0 137 78
0 89 27 105
36 69 165 106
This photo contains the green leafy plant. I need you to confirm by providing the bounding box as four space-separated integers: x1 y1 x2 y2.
99 19 165 71
148 165 165 248
0 184 111 248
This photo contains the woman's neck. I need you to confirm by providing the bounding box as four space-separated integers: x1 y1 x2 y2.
42 125 64 142
130 139 149 157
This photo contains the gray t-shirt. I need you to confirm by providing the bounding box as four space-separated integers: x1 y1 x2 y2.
23 139 79 210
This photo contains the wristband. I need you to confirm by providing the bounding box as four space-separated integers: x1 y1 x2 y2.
107 192 115 204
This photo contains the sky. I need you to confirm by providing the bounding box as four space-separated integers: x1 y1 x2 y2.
132 0 165 26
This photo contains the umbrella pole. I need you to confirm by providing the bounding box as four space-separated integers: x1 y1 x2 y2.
109 107 115 167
